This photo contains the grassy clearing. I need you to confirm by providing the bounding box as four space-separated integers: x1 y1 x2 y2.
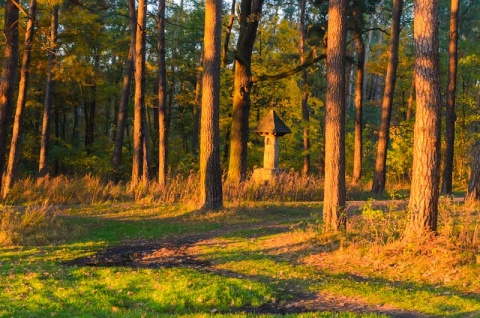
0 199 479 317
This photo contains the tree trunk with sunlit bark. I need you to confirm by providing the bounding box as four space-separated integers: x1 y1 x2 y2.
405 0 442 238
323 0 347 232
199 0 223 210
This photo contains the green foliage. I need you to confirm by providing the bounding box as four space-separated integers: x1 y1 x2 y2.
386 122 413 185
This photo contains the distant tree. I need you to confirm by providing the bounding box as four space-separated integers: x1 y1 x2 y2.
158 0 168 188
227 0 265 183
191 50 203 156
323 0 347 232
299 0 310 175
0 0 19 193
131 0 149 188
405 0 441 238
39 5 59 177
441 0 459 195
351 3 366 185
199 0 223 210
371 0 403 194
112 0 136 172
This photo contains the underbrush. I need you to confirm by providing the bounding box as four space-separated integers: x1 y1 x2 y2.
297 197 480 293
3 172 403 206
0 204 79 247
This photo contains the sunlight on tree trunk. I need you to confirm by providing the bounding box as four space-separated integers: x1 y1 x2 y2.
158 0 168 188
323 0 347 232
371 0 403 194
0 0 19 193
352 7 366 185
2 0 37 198
227 0 264 184
199 0 223 210
442 0 459 195
131 0 148 189
38 5 58 177
405 0 441 238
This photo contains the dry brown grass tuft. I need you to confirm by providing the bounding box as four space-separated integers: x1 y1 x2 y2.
0 204 78 247
301 198 480 293
224 171 322 204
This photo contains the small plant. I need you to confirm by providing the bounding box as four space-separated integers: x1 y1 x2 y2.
360 199 385 244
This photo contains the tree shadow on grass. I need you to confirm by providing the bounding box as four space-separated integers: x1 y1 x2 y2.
61 231 466 318
10 203 479 317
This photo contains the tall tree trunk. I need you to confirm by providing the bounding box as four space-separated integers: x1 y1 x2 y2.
0 0 19 193
465 140 480 203
158 0 168 188
112 0 136 171
323 0 347 232
131 0 147 188
371 0 403 194
405 0 442 238
352 32 365 184
299 0 310 175
192 50 204 155
441 0 459 195
38 5 58 177
2 0 37 198
227 0 264 183
199 0 223 210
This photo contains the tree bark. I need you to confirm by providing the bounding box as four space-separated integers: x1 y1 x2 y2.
371 0 403 194
158 0 168 188
38 5 59 177
323 0 347 232
199 0 223 210
131 0 148 188
0 0 19 193
3 0 37 198
112 0 136 171
441 0 459 195
352 33 365 184
227 0 264 183
405 0 442 238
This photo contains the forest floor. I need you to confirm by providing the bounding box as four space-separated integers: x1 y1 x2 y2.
1 200 479 317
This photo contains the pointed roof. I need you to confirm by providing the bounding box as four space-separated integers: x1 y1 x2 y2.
253 110 291 136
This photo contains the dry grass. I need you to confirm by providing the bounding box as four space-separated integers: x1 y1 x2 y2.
0 204 76 247
2 171 322 206
298 197 480 293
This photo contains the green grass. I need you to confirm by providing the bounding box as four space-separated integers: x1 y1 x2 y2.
1 202 479 317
